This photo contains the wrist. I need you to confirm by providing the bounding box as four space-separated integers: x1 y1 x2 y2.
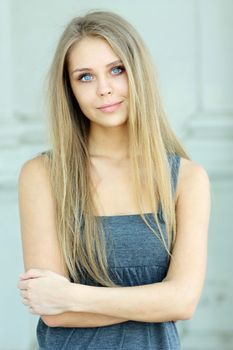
67 282 90 313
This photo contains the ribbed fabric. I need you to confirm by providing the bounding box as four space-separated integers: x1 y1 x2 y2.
37 154 181 350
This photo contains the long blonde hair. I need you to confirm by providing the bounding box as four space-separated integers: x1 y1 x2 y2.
44 10 189 286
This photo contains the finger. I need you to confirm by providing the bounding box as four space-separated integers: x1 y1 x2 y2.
22 298 30 306
21 268 45 280
17 280 30 290
19 274 31 281
20 290 28 298
29 306 37 315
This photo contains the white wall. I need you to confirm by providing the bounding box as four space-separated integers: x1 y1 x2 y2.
0 1 232 349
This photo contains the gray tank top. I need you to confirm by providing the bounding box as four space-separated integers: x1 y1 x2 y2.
37 154 181 350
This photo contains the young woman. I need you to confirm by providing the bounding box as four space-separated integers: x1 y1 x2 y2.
17 11 211 350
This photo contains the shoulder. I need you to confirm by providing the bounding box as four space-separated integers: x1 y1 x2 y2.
19 153 50 179
18 153 51 194
176 157 210 202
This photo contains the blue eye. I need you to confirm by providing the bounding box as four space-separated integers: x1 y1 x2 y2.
78 73 93 82
112 65 125 75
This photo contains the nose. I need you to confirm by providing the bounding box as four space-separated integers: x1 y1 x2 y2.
97 77 112 97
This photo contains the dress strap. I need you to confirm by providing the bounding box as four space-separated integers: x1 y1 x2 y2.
168 154 181 197
40 150 52 158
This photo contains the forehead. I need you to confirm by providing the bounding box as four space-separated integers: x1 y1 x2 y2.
68 36 120 69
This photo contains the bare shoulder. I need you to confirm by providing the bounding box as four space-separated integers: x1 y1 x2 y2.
19 153 50 180
176 157 210 202
18 153 67 276
165 157 211 313
18 153 51 192
18 153 54 227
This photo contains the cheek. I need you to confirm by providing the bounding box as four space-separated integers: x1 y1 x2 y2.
72 87 92 110
117 76 129 96
73 91 96 119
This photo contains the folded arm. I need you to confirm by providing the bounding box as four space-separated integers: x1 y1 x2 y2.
42 312 127 328
18 156 210 327
65 158 210 323
18 155 128 328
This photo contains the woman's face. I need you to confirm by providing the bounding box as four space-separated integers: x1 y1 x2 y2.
68 36 129 128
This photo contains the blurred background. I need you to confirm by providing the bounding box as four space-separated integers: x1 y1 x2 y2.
0 0 232 349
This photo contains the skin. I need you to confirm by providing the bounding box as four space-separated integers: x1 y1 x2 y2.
17 37 211 328
69 36 130 160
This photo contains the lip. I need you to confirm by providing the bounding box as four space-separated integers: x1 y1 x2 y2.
97 101 123 113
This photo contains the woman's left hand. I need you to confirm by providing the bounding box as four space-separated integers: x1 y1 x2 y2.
17 269 72 315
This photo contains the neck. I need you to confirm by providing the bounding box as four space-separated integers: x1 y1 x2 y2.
88 123 129 160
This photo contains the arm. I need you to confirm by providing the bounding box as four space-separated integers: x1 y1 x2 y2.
18 155 128 328
43 313 127 328
19 157 211 324
62 159 211 322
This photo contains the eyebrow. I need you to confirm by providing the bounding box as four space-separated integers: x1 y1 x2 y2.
71 59 123 74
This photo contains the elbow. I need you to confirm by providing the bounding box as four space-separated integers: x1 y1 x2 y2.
41 315 61 328
163 280 200 321
179 297 198 320
179 305 196 320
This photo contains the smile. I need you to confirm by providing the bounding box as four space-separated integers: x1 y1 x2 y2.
97 101 123 113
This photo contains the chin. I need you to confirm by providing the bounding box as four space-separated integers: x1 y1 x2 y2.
104 118 128 128
91 115 128 128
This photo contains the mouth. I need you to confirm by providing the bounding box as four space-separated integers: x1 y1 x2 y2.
97 101 123 113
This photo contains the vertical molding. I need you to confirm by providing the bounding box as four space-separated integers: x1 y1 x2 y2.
194 0 203 113
0 5 47 349
0 0 12 119
178 1 233 349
